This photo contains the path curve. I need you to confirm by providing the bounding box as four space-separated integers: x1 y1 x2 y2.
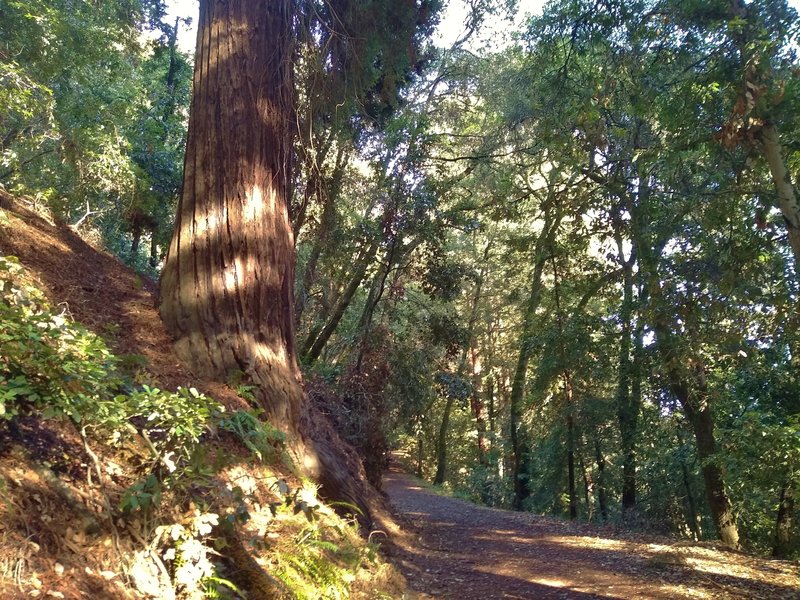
383 465 800 600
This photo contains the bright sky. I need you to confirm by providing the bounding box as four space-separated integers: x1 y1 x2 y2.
163 0 545 54
163 0 799 55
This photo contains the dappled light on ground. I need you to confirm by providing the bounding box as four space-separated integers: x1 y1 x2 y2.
544 535 628 551
384 465 800 599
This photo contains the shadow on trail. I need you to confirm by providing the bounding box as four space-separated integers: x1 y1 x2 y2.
383 466 800 600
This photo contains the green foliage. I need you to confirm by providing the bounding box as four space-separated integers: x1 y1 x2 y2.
218 409 286 463
274 516 376 600
0 0 190 274
0 255 119 420
0 254 221 504
122 385 220 460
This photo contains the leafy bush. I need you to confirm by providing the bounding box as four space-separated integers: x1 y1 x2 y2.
0 254 221 485
0 255 120 421
217 409 286 463
0 254 387 598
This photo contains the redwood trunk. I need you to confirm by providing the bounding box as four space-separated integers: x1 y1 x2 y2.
158 3 373 528
159 0 300 426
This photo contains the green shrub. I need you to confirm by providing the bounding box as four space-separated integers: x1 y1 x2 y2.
0 255 120 421
0 255 222 496
217 409 285 463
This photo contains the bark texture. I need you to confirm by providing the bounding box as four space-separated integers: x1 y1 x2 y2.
160 0 300 426
158 0 372 526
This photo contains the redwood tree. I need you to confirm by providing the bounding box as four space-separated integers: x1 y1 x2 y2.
156 1 378 522
159 0 302 428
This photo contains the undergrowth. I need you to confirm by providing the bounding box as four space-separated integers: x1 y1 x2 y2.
0 254 385 599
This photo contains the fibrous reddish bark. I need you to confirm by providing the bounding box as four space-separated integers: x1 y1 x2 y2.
158 0 372 526
160 0 300 426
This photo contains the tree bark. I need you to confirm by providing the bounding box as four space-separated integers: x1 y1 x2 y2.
772 480 795 557
416 433 424 478
158 0 372 527
759 122 800 278
487 375 495 435
160 0 300 426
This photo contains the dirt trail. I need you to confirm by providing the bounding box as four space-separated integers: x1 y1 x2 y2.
383 465 799 600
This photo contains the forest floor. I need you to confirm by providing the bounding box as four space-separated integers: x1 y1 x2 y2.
384 462 799 600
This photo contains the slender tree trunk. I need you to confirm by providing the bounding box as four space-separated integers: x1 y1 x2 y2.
433 394 455 485
354 235 423 371
614 226 639 514
681 458 701 541
416 433 424 478
469 243 492 465
130 222 142 261
158 0 371 527
510 208 560 510
301 240 379 364
294 144 348 326
469 347 488 465
670 367 739 548
629 175 740 548
759 120 800 277
433 249 487 484
149 232 159 268
579 449 593 522
773 480 796 557
161 16 181 122
487 375 495 434
564 372 577 520
594 437 608 522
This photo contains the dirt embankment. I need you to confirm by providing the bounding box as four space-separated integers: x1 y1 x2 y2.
0 194 409 599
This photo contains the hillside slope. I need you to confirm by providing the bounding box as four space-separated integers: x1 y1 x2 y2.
0 192 411 599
